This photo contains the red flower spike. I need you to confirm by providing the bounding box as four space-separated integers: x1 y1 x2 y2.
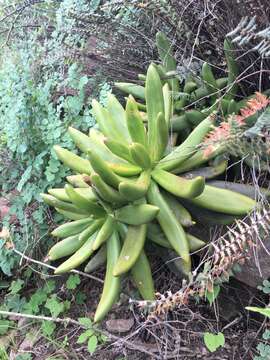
202 92 269 157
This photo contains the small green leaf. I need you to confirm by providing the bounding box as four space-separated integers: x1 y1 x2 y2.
99 334 108 343
43 280 56 294
45 296 65 317
206 285 220 306
6 294 26 312
256 342 270 358
77 329 94 344
15 354 33 360
75 291 87 305
9 279 24 294
87 335 98 354
24 289 48 314
246 306 270 318
263 329 270 340
0 320 13 335
203 332 225 352
41 321 56 337
258 280 270 294
17 165 32 192
78 317 92 328
63 300 71 311
66 274 81 290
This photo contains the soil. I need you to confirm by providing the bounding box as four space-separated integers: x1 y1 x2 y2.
2 264 269 360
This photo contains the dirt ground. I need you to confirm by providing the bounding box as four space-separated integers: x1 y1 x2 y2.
2 264 268 360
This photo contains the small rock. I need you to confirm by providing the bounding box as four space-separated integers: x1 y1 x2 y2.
106 318 134 333
234 236 270 288
132 340 159 353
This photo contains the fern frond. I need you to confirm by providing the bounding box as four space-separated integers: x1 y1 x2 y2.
227 16 257 45
211 206 270 278
227 16 270 57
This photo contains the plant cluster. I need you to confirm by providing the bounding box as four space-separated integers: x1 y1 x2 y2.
0 2 269 358
0 1 120 279
116 32 242 133
0 38 110 274
201 92 270 171
246 282 270 360
116 32 270 172
41 32 263 322
0 273 106 356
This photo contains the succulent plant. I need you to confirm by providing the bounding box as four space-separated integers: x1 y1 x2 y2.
115 32 243 134
41 42 257 323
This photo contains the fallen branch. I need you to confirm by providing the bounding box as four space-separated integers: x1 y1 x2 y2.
0 310 81 326
0 310 159 358
12 247 104 284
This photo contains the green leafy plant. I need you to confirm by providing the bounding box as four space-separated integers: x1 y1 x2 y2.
0 272 103 358
0 0 114 276
258 280 270 294
255 342 270 360
205 285 220 306
77 317 107 354
117 32 270 169
0 44 110 274
0 348 9 360
203 332 225 353
246 306 270 360
0 319 14 335
246 307 270 318
0 275 85 341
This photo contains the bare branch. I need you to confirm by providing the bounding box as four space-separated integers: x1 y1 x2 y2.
12 246 104 284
